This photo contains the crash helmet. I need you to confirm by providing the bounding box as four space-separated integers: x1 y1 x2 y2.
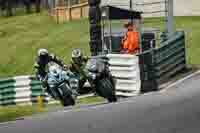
37 48 49 64
72 49 82 64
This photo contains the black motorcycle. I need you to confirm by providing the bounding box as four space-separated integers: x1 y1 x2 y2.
85 56 117 102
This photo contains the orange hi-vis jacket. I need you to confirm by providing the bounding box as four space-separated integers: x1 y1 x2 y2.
122 30 139 54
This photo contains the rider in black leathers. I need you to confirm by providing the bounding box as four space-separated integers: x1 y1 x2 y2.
68 49 89 93
34 48 65 97
34 49 65 80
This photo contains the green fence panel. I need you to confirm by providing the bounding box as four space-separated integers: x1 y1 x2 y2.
30 78 44 103
0 78 16 105
154 40 185 64
138 31 186 91
156 31 185 52
0 76 47 106
155 52 185 73
154 31 186 84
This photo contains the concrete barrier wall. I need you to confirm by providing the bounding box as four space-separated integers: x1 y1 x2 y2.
107 54 141 97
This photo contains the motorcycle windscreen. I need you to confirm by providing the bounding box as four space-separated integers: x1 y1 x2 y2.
47 65 69 84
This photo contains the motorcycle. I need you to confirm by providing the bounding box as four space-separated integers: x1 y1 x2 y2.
45 62 78 106
85 56 117 102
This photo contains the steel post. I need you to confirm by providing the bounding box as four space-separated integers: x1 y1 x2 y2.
166 0 174 35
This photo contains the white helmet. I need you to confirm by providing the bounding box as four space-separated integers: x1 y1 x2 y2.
72 49 82 58
38 48 49 56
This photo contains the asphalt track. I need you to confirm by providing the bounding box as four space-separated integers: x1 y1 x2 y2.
1 73 200 133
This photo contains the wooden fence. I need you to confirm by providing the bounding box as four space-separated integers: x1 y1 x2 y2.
50 2 89 23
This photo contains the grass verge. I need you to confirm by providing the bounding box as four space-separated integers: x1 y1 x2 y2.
0 96 104 123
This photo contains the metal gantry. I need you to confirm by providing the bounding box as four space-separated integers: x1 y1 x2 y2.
107 0 174 36
130 0 174 36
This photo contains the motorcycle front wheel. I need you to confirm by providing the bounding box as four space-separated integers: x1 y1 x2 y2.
96 78 117 103
58 83 75 107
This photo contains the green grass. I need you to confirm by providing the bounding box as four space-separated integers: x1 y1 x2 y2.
77 96 104 104
0 96 104 123
176 17 200 66
0 12 90 78
0 105 37 122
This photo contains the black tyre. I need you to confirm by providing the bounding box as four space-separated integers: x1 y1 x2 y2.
89 39 102 55
59 83 75 107
90 39 102 45
62 94 75 107
107 95 117 103
96 78 117 102
90 32 102 41
88 0 101 6
89 24 102 40
89 43 97 56
89 40 102 52
89 7 101 24
90 24 101 32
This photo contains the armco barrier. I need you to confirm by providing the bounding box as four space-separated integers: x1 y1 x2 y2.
139 31 186 92
0 76 47 106
0 76 96 106
154 31 186 84
107 54 141 97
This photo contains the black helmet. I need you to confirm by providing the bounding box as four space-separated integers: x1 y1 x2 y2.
72 49 82 64
37 48 49 64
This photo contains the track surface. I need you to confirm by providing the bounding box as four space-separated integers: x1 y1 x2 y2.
1 73 200 133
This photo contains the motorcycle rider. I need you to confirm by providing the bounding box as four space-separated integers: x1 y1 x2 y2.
68 49 88 93
34 48 66 97
69 49 117 102
34 48 65 81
